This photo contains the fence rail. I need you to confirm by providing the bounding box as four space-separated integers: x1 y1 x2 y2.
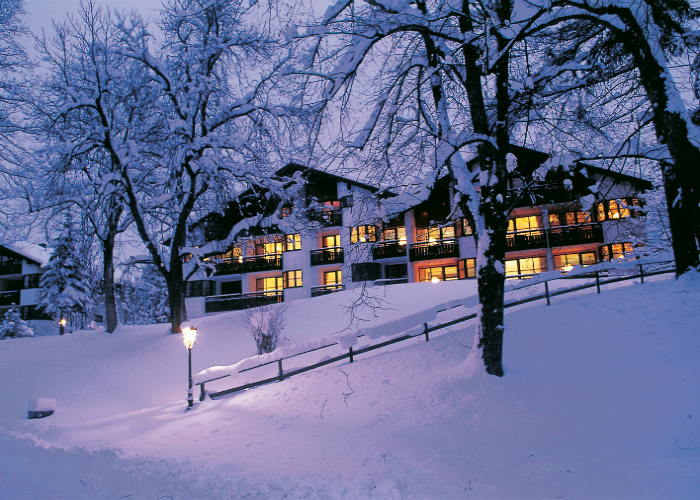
197 261 675 401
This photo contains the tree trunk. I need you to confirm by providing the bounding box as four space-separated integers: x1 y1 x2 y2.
103 232 118 333
168 240 187 334
629 35 700 275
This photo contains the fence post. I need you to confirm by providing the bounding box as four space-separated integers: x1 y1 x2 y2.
639 264 645 284
278 359 284 381
544 281 551 306
349 346 353 363
596 271 601 294
424 322 429 341
199 383 206 402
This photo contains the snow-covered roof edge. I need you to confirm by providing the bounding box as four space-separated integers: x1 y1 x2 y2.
1 243 52 267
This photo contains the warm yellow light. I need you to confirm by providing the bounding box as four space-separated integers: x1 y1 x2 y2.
431 277 440 283
59 318 67 327
399 237 407 244
360 237 366 242
238 256 243 262
183 327 197 350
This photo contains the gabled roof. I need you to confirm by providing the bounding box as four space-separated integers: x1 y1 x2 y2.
275 163 383 194
580 163 653 191
0 243 51 267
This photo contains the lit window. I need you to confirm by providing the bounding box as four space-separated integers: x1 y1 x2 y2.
457 259 476 279
416 226 455 243
285 234 301 251
505 257 546 277
256 276 283 292
256 241 283 256
283 270 302 288
322 234 341 248
600 243 634 261
507 216 542 233
418 266 459 282
455 218 473 237
350 225 377 243
382 227 406 242
324 270 342 285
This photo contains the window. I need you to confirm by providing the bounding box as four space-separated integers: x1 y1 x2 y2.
600 243 634 261
283 270 303 288
221 281 242 295
285 234 301 251
418 266 459 282
351 262 382 282
457 259 476 279
256 276 283 292
341 195 354 208
322 200 341 210
505 257 546 277
416 225 455 243
455 218 473 237
385 263 408 279
350 225 377 243
23 274 41 289
185 280 216 297
324 270 342 285
94 315 104 323
507 216 543 233
382 227 406 242
255 241 283 255
322 234 341 248
596 198 642 221
549 211 591 227
553 252 597 271
208 247 242 262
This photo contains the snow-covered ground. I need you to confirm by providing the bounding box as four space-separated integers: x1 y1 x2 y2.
1 271 698 499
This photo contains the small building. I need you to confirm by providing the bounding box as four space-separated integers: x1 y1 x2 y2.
184 149 651 318
0 243 51 320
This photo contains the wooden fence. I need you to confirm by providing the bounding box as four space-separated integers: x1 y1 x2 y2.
197 261 675 401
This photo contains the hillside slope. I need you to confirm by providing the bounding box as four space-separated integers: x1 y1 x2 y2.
0 273 698 499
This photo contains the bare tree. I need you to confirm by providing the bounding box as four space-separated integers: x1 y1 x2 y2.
243 304 287 355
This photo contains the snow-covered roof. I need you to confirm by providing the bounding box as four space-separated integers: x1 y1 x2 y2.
1 243 52 267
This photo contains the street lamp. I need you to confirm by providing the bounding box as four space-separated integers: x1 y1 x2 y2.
183 326 197 409
59 316 67 336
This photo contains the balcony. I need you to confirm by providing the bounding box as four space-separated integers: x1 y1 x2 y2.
373 241 407 260
0 290 20 306
214 259 243 275
204 291 284 313
375 278 409 286
0 260 21 276
409 240 460 262
506 224 604 252
311 284 345 297
310 247 344 266
307 209 342 227
242 254 283 273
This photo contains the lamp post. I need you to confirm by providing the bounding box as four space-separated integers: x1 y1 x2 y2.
183 326 197 409
59 316 67 336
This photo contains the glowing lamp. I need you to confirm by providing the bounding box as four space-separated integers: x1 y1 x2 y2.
59 318 67 327
183 326 197 350
431 277 440 283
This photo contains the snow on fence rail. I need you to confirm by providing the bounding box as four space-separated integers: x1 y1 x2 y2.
194 259 675 401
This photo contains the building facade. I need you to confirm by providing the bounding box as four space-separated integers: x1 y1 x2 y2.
184 152 650 318
0 244 51 321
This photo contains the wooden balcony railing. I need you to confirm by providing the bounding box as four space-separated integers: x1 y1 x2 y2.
311 284 345 297
0 260 22 276
214 259 243 275
505 224 604 252
242 254 283 273
205 291 283 313
372 241 407 260
0 290 20 306
409 240 460 262
310 247 344 266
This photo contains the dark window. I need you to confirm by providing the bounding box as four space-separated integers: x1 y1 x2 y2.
283 270 303 288
185 281 215 297
94 315 104 323
221 281 242 295
23 274 41 289
341 195 353 208
457 259 476 279
385 264 408 280
352 262 382 282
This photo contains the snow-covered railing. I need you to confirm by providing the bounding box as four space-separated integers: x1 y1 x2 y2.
194 259 675 401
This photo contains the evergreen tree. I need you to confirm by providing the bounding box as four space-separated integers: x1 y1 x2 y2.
0 304 34 339
117 264 170 325
38 215 93 324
